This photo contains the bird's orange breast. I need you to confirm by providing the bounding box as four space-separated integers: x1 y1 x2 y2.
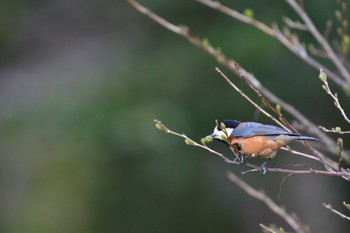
228 136 282 159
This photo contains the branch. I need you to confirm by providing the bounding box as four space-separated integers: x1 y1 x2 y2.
259 223 278 233
197 0 348 89
319 126 350 134
227 172 309 233
319 70 350 124
280 147 320 162
283 17 308 31
154 119 239 165
241 166 350 178
323 203 350 221
286 0 350 84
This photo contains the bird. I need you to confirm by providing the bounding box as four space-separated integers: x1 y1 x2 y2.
208 119 319 175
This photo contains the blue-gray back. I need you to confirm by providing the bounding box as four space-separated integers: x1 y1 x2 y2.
232 122 295 138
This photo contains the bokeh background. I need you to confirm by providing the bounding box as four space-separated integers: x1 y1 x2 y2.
0 0 349 232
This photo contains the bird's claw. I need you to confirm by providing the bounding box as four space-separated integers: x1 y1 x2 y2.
260 160 269 175
234 156 245 164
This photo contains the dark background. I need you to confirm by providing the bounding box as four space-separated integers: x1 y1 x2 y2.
0 0 349 232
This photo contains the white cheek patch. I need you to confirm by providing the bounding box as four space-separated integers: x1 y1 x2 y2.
212 127 234 139
225 128 234 136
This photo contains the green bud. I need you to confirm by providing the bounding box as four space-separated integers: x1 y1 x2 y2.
337 138 343 146
276 104 281 113
279 227 285 233
343 202 350 211
202 38 210 48
201 136 213 146
154 120 169 133
184 139 194 146
220 122 226 129
220 135 228 142
319 70 328 82
322 85 328 92
155 122 164 131
335 10 342 21
335 127 342 134
243 8 254 19
205 136 213 143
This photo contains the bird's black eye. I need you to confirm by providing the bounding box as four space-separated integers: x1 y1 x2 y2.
216 126 222 131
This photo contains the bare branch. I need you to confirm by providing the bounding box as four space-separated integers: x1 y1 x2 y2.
323 203 350 221
241 166 350 178
319 126 350 134
286 0 350 84
280 147 320 162
197 0 348 88
277 174 294 200
259 224 278 233
227 172 309 233
337 138 344 171
154 119 239 164
320 70 350 124
283 17 308 31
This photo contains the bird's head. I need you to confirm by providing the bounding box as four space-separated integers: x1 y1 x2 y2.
209 119 240 141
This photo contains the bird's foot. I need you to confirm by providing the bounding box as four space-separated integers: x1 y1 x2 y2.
234 156 245 164
260 160 270 175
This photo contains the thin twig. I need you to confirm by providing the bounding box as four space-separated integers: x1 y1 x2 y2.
320 69 350 124
280 147 320 162
227 172 308 233
319 126 350 134
154 119 238 164
283 17 308 31
241 167 350 178
337 138 343 171
259 223 278 233
323 203 350 221
197 0 348 88
286 0 350 84
277 174 294 200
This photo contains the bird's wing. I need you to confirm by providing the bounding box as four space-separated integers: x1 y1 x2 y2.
232 122 293 138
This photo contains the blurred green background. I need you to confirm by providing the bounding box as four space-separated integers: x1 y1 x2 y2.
0 0 349 232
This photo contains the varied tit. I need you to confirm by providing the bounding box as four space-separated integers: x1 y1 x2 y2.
208 119 319 175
